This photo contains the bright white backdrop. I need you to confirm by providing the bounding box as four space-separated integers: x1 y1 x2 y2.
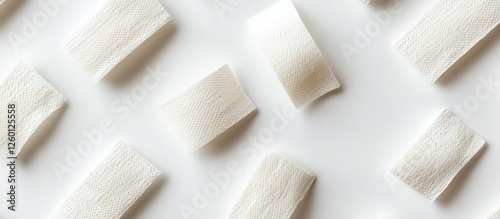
0 0 500 218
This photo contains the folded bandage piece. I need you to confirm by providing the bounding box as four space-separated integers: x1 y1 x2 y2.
248 0 340 108
395 0 500 82
228 153 315 219
0 62 65 158
489 207 500 219
51 141 161 219
160 65 256 152
390 110 485 202
67 0 171 82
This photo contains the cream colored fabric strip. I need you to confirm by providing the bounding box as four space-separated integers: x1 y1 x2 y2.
228 153 315 219
51 141 161 219
67 0 171 82
361 0 371 5
489 207 500 219
248 0 340 108
395 0 500 82
390 110 485 202
0 62 65 158
160 65 256 152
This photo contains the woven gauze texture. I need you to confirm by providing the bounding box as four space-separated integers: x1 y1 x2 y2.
0 62 64 158
51 140 161 219
248 0 340 108
160 65 256 152
66 0 171 82
489 207 500 219
394 0 500 82
390 110 485 202
228 153 315 219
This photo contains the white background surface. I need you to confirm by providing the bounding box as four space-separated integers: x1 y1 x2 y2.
0 0 500 218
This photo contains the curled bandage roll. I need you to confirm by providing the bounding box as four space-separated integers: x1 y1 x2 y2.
51 141 161 219
0 62 65 158
395 0 500 82
160 65 256 152
67 0 171 82
489 207 500 219
228 153 315 219
389 110 485 202
248 0 340 108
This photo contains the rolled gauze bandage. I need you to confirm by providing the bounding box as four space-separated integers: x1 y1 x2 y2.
66 0 171 82
0 62 65 158
489 207 500 219
51 141 161 219
248 0 340 108
160 65 256 152
361 0 371 5
394 0 500 82
228 153 315 219
389 110 485 202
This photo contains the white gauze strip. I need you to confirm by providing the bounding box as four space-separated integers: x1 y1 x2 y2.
0 62 65 158
489 207 500 219
228 153 315 219
394 0 500 82
51 140 161 219
160 65 256 152
66 0 171 82
248 0 340 108
361 0 371 5
390 110 485 202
